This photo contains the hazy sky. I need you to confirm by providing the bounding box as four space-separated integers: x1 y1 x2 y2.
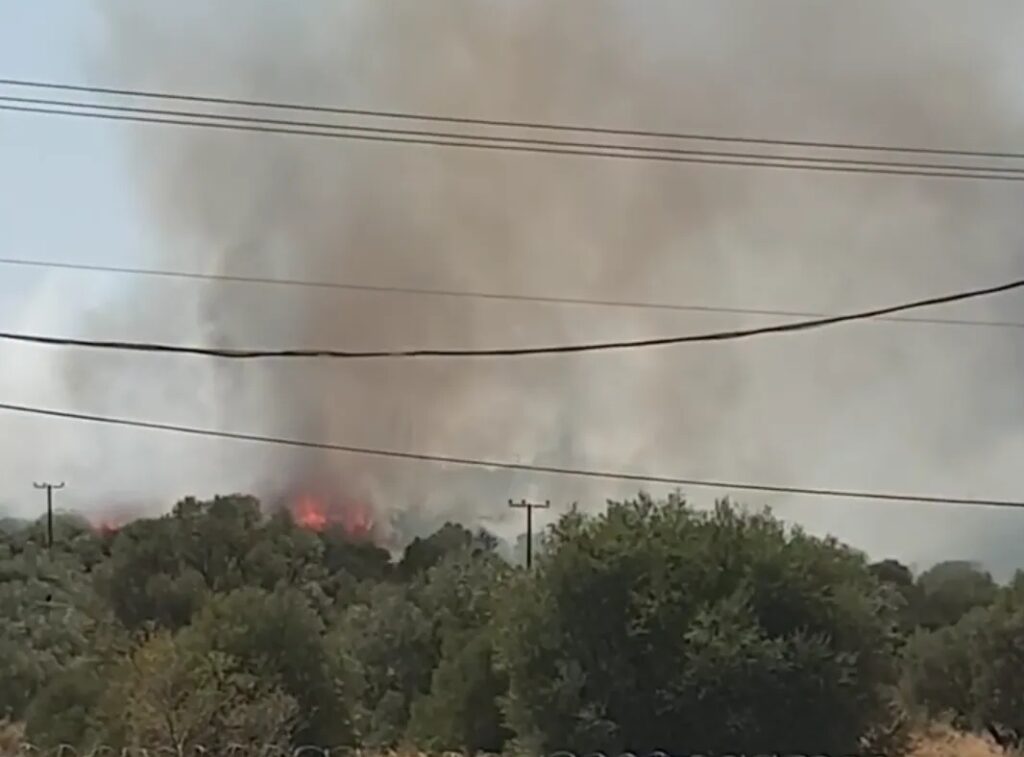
2 1 1024 576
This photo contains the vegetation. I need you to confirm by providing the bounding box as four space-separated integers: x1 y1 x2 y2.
1 491 1021 755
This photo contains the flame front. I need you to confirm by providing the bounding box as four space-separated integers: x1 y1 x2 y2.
288 491 374 539
291 494 329 531
97 520 121 536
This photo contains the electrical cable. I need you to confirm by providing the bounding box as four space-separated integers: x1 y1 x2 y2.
2 255 1023 330
1 400 1020 509
2 102 1023 183
4 93 1024 179
1 276 1021 360
3 76 1023 162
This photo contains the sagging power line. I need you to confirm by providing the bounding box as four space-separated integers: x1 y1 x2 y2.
3 76 1023 162
3 255 1024 331
1 400 1022 509
2 276 1022 360
2 98 1024 183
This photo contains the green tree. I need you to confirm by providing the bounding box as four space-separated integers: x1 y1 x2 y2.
406 549 512 752
905 588 1024 747
915 560 998 630
495 495 902 755
184 586 350 747
0 536 96 720
174 494 262 592
24 662 105 749
97 631 296 754
321 524 392 583
902 616 980 731
94 516 206 630
870 558 923 632
407 629 510 753
240 509 327 591
398 522 494 578
328 583 434 746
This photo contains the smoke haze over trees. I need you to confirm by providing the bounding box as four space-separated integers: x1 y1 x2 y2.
3 1 1024 579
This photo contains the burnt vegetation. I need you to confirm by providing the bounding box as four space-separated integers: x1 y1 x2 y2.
0 493 1022 755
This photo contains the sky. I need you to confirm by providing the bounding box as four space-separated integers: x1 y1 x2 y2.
0 2 149 308
2 1 1024 576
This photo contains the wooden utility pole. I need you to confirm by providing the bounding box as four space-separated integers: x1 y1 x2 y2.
508 499 549 569
33 481 65 549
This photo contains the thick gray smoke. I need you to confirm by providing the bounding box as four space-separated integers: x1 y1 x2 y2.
11 1 1024 569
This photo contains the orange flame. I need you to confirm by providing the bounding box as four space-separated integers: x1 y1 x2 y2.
291 494 329 531
88 506 139 536
288 492 375 539
97 520 122 536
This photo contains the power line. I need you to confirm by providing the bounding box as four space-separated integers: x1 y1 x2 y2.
2 276 1023 360
3 255 1024 331
5 93 1024 180
2 102 1024 184
3 76 1023 163
1 400 1020 509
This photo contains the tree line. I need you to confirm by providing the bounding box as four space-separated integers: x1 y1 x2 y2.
1 492 1021 756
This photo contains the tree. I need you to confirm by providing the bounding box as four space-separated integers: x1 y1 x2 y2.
495 495 902 755
870 558 924 633
240 508 327 592
173 494 262 592
406 549 512 752
25 662 105 748
94 516 207 630
407 629 510 753
915 560 998 630
328 583 434 746
902 617 980 731
905 588 1024 747
183 586 350 747
97 631 296 754
398 522 493 578
321 524 392 583
0 537 96 720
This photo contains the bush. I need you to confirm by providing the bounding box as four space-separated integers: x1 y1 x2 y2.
495 495 902 755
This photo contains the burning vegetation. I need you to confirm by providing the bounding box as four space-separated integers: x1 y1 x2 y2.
87 505 143 537
286 490 376 541
78 488 379 544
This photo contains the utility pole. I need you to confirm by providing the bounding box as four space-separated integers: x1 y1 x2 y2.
33 481 65 549
508 499 549 569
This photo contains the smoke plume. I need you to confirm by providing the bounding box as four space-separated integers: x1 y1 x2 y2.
5 1 1024 571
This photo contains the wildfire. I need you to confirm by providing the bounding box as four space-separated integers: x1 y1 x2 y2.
88 506 139 536
291 494 329 531
287 491 375 540
96 520 122 536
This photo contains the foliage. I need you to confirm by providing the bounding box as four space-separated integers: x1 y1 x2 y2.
98 630 297 753
0 529 97 720
4 490 1018 755
905 587 1024 749
329 583 434 746
406 549 513 752
407 627 510 753
495 495 903 755
398 522 493 578
24 662 105 748
914 561 999 631
183 585 349 747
